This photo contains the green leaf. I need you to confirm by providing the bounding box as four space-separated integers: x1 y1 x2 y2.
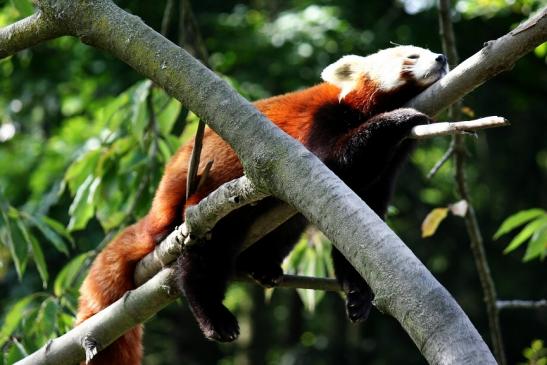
494 208 545 240
504 216 547 254
523 226 547 262
156 98 181 135
283 237 308 273
0 294 36 347
23 214 69 255
10 0 34 16
30 235 49 288
131 80 152 140
65 149 101 195
57 313 75 334
5 216 29 280
17 220 48 288
158 138 174 162
37 298 59 336
41 216 74 245
54 252 92 297
4 343 25 364
68 176 98 231
297 246 325 312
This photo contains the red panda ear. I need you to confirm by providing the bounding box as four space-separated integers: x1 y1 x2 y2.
321 55 366 100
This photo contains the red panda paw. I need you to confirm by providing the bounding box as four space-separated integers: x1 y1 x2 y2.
344 282 374 323
200 304 240 342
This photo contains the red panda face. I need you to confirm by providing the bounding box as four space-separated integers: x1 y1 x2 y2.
321 45 448 100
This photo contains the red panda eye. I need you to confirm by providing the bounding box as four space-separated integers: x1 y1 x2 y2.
408 54 420 59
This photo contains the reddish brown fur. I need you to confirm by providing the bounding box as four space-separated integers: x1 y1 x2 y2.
77 82 370 365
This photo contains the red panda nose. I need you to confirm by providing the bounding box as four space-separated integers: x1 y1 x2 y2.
436 54 447 65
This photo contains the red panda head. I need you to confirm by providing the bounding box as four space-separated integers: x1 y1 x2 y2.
321 46 448 100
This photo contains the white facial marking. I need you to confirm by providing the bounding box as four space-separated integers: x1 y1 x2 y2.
321 45 448 99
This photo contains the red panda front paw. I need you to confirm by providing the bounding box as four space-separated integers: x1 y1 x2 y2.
200 304 240 342
342 280 374 323
392 108 432 130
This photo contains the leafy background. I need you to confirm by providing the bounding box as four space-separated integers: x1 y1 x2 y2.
0 0 546 364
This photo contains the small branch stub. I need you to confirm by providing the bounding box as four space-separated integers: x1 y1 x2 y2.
82 335 99 363
409 116 509 139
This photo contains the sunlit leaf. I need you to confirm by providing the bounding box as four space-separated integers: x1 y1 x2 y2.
10 0 34 16
504 216 547 254
4 343 25 364
17 220 48 288
158 138 174 162
37 298 59 336
493 208 545 239
157 98 182 135
65 149 101 195
4 216 29 279
41 216 74 245
523 226 547 262
131 80 152 140
54 252 92 297
57 313 75 333
421 207 449 238
0 294 37 347
67 175 96 231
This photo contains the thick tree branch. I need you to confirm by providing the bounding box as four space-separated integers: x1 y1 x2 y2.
0 12 65 58
407 6 547 114
8 1 546 364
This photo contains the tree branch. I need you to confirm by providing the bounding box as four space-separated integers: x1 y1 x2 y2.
496 299 547 310
409 116 509 139
0 12 65 59
407 6 547 115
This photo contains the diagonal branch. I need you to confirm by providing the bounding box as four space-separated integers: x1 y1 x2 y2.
0 12 66 58
407 6 547 114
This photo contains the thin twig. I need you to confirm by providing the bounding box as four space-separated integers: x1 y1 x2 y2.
409 117 509 139
496 299 547 310
180 0 211 200
437 1 507 364
160 0 175 36
427 140 454 179
186 120 206 199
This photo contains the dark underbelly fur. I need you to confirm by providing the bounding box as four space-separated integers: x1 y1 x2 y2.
177 107 431 342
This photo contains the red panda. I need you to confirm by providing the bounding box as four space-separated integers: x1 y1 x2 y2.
76 45 447 364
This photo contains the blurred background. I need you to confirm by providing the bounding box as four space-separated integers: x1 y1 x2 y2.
0 0 546 364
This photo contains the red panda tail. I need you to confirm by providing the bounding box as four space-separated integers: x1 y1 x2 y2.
75 220 156 365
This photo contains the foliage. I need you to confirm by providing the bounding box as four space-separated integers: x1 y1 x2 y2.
494 208 547 261
283 228 334 312
521 339 547 365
